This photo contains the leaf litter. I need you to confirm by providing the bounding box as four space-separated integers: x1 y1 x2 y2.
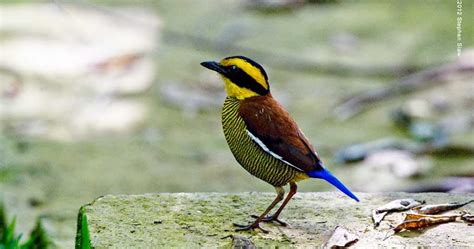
373 199 474 240
372 199 425 228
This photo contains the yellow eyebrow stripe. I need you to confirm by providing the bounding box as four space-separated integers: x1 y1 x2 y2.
220 58 269 90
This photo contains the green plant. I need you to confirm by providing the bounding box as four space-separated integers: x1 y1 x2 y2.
0 203 50 249
75 207 91 249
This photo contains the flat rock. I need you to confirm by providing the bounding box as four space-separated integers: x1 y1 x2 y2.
77 192 474 248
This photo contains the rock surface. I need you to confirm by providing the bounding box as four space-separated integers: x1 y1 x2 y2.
77 192 474 248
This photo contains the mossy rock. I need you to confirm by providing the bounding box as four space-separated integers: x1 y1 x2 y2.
76 192 474 248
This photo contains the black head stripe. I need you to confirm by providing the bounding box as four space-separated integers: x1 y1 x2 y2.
223 56 269 82
223 66 269 96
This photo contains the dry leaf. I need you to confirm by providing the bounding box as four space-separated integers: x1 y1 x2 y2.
372 210 388 228
393 214 457 233
323 226 359 249
404 213 460 221
461 212 474 224
412 200 474 215
376 199 425 214
372 199 425 227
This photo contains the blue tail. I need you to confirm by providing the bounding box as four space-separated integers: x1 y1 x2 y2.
308 169 359 202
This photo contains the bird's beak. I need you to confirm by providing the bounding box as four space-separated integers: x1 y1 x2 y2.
309 168 360 202
200 61 226 74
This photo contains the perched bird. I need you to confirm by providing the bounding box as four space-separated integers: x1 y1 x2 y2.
201 56 359 233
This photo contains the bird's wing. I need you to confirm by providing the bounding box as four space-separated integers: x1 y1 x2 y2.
239 96 323 173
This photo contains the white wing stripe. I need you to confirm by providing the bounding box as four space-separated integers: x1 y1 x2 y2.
246 130 303 171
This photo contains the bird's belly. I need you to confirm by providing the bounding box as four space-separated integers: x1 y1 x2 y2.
222 97 298 187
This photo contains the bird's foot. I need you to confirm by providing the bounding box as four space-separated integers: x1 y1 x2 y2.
250 214 287 226
233 222 269 233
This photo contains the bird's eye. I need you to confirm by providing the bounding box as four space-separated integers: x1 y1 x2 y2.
231 65 237 71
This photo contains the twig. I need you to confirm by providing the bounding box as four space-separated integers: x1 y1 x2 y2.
334 61 474 120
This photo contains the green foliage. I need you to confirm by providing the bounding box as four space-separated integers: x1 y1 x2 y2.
0 209 21 249
0 204 5 239
0 203 50 249
19 220 50 249
75 207 91 249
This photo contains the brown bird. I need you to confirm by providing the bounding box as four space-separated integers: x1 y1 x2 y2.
201 56 359 233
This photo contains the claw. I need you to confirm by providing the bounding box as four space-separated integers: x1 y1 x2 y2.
233 222 269 233
250 214 287 226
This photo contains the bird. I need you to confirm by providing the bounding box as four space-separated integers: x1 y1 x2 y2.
200 56 359 233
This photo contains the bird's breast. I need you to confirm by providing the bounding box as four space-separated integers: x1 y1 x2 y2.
221 96 300 186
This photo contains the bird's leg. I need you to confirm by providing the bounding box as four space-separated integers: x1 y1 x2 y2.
233 187 284 233
252 182 297 226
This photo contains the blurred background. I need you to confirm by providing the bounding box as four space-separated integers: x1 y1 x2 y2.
1 0 473 247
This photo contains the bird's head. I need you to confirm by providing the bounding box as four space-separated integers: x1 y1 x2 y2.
201 56 270 99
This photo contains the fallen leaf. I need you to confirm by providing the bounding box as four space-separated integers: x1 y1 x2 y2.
376 199 425 214
372 199 426 227
404 213 460 221
323 226 359 249
412 200 474 215
461 212 474 224
372 210 388 228
393 215 457 234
